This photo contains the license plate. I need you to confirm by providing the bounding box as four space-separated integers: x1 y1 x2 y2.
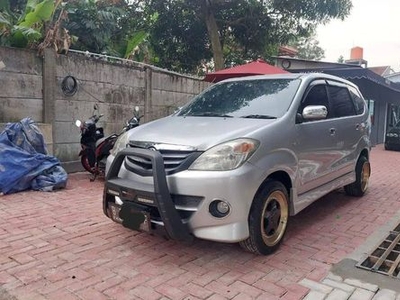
119 204 151 232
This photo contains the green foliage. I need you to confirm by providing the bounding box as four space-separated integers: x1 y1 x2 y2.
337 55 345 63
63 0 157 61
20 0 55 27
145 0 212 74
124 30 148 58
0 0 352 75
143 0 351 73
64 0 124 54
288 31 325 61
0 0 58 47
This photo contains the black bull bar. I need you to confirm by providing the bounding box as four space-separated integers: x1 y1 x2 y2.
103 148 193 242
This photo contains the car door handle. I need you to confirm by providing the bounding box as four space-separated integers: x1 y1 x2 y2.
329 128 336 136
355 123 360 130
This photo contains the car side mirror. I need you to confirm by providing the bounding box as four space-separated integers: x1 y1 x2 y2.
302 105 328 121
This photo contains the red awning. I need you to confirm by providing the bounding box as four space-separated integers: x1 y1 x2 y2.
204 59 289 83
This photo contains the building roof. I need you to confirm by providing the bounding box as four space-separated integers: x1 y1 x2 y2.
385 71 400 79
291 67 400 105
278 46 298 57
273 56 360 69
368 66 392 76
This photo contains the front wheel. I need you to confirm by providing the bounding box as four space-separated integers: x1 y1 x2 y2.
81 155 95 174
240 180 289 255
344 156 370 197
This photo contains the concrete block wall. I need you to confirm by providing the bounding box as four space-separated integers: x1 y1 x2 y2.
0 46 211 171
0 47 43 122
53 52 147 166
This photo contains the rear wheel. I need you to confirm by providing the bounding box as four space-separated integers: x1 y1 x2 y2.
240 180 289 255
81 155 95 174
344 156 370 197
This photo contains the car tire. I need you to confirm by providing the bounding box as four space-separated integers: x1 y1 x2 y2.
240 180 289 255
344 156 370 197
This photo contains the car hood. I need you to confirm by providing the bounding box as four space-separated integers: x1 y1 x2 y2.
127 116 275 150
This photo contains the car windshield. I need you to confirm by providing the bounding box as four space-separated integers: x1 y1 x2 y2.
178 78 301 118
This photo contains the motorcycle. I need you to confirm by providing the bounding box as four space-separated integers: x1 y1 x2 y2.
75 105 141 181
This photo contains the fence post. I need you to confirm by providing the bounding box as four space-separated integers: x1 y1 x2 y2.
42 48 56 155
42 48 56 123
144 66 152 123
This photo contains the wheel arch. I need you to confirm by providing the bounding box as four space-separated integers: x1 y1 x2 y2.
359 148 369 160
255 170 294 214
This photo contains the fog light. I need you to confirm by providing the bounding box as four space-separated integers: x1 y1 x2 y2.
209 200 231 218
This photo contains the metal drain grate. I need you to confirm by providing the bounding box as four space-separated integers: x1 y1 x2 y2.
357 223 400 279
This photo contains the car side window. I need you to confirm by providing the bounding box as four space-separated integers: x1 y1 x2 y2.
300 84 330 118
327 85 356 117
348 86 365 115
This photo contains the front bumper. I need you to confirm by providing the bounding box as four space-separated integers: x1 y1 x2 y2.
103 148 263 243
104 148 193 241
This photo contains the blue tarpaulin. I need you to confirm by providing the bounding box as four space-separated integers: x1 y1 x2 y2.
0 118 68 194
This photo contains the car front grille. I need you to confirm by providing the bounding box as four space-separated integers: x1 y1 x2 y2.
125 143 202 176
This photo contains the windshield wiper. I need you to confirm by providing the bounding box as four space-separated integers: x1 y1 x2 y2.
240 114 277 119
190 112 233 118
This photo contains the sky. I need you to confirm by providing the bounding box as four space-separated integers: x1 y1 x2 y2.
316 0 400 71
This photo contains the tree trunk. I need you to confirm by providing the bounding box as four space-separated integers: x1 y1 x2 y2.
201 0 224 70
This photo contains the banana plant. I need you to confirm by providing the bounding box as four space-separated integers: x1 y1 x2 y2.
0 0 61 48
122 12 159 63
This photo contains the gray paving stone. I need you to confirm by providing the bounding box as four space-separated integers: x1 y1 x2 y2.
349 288 375 300
372 289 397 300
325 289 350 300
303 290 327 300
344 278 379 292
300 278 333 294
326 272 343 282
322 279 355 293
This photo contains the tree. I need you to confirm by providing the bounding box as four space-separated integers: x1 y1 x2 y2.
143 0 352 72
337 55 345 63
0 0 353 74
0 0 63 48
63 0 124 55
288 32 325 61
145 0 212 73
62 0 157 61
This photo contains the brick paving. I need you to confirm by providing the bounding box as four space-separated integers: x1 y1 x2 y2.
1 144 400 300
301 273 400 300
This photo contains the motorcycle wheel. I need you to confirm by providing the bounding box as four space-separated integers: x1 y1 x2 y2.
81 155 95 174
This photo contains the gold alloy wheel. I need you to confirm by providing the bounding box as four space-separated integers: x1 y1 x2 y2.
261 190 289 247
361 161 371 192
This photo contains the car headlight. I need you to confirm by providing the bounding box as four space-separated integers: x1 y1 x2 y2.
189 138 259 171
110 131 130 156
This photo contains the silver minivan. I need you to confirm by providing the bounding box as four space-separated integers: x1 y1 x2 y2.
103 73 371 255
